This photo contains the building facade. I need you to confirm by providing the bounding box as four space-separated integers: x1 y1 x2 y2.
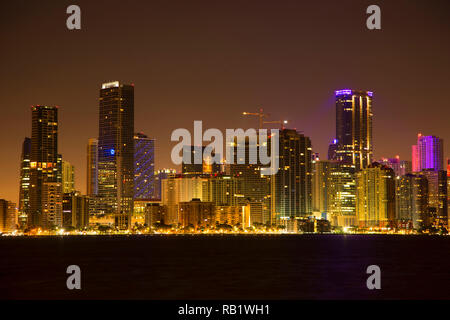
412 134 444 172
356 163 396 229
29 105 60 229
97 81 134 229
18 137 31 228
86 138 98 196
335 89 373 171
134 132 155 200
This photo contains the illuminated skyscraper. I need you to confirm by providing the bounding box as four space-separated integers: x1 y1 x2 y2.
335 89 373 171
29 105 61 229
0 199 16 233
356 163 396 229
327 161 356 228
420 169 448 229
154 169 177 200
312 160 330 216
18 137 31 228
412 134 444 172
228 135 271 224
327 139 338 161
86 138 98 196
97 81 134 229
272 129 312 220
182 145 221 176
62 160 75 193
134 132 155 199
379 156 412 177
395 173 428 230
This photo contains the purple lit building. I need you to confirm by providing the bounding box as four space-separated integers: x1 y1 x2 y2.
412 134 444 172
335 89 373 171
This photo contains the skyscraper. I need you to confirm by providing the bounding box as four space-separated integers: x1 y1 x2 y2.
395 173 428 229
379 156 412 177
0 199 16 233
29 105 61 229
412 134 444 172
327 161 357 228
134 132 155 200
335 89 373 171
356 163 396 229
420 169 448 229
86 138 98 196
62 160 75 193
312 160 330 216
272 129 312 221
97 81 135 229
18 137 31 228
228 134 271 224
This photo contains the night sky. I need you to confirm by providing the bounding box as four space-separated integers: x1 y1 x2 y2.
1 0 449 204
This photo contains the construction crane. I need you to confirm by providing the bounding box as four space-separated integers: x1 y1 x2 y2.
242 108 270 129
263 120 288 130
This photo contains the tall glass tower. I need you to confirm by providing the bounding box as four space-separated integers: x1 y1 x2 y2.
134 132 155 200
335 89 373 171
18 137 31 228
98 81 134 229
29 105 61 228
412 134 444 172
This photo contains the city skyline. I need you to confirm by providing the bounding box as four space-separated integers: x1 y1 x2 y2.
1 0 450 205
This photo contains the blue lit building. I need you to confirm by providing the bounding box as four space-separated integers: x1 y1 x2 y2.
134 132 155 200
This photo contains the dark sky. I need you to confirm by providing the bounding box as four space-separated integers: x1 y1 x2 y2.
1 0 450 204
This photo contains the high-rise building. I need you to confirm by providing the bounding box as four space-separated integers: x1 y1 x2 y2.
29 105 60 229
134 132 155 200
182 145 221 176
272 129 312 221
228 135 271 224
327 161 357 227
412 134 444 172
203 175 243 207
18 137 31 228
86 138 98 196
145 203 166 226
335 89 373 171
62 161 75 193
420 169 448 229
154 169 177 200
0 199 16 233
327 139 338 161
395 173 429 229
312 160 330 216
356 163 396 229
379 157 412 177
62 192 90 229
97 81 134 229
179 199 215 229
41 182 63 228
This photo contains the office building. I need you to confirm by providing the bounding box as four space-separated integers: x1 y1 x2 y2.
179 199 215 229
412 134 444 172
86 138 98 196
134 132 155 199
395 173 429 229
18 137 31 228
335 89 373 171
356 163 396 229
272 129 312 220
327 162 357 227
0 199 16 233
62 192 90 229
97 81 134 229
29 105 60 228
62 160 75 193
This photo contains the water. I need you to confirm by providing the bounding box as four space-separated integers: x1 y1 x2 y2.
1 234 449 299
